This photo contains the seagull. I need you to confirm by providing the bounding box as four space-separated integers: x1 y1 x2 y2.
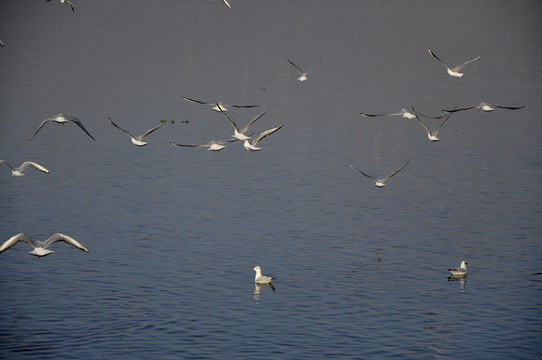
448 260 467 277
349 161 410 188
285 57 322 82
242 125 283 152
413 106 453 142
427 48 483 78
442 102 525 113
46 0 76 13
0 233 88 258
170 139 236 153
30 114 96 141
108 117 165 146
182 96 259 112
252 266 275 284
218 105 270 142
0 160 50 176
361 108 445 119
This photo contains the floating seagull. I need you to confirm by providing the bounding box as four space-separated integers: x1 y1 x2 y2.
182 96 259 112
218 105 270 142
243 125 283 152
442 102 525 113
413 106 453 142
30 114 95 141
448 260 467 277
253 266 275 284
427 48 483 78
285 57 322 82
0 233 88 258
170 139 236 153
46 0 76 13
361 108 444 119
108 117 165 146
349 161 410 188
0 160 49 176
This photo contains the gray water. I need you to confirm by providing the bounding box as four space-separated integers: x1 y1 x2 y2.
1 1 541 359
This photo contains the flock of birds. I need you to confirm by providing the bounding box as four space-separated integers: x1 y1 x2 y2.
1 3 527 286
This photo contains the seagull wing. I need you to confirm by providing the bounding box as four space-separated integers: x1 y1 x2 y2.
222 0 231 8
252 125 283 145
108 117 136 139
305 60 322 75
383 161 410 181
0 160 15 171
452 54 483 72
140 121 166 139
434 112 453 133
65 0 76 12
42 233 89 252
0 233 34 253
217 104 240 131
229 103 260 109
285 57 304 75
494 105 525 110
170 142 207 148
30 118 54 140
240 108 270 133
67 116 96 140
349 163 377 181
414 115 431 136
428 48 452 71
18 161 50 174
182 96 212 105
441 106 476 113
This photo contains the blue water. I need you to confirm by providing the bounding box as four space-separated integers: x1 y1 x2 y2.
1 1 541 359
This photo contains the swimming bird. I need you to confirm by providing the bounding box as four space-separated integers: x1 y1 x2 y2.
427 48 483 78
108 117 165 146
218 105 270 142
182 96 259 112
448 260 467 277
413 106 453 142
242 125 283 152
253 266 275 284
170 139 236 153
30 114 95 141
0 233 88 258
46 0 76 13
285 57 322 82
349 161 410 188
0 160 50 176
361 108 444 119
442 102 525 113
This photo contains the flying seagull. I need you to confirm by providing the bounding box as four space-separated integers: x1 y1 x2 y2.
349 161 410 188
218 105 270 142
170 139 236 153
0 160 49 176
427 48 483 78
252 266 275 284
442 102 525 113
108 117 165 146
285 57 322 82
242 125 283 152
46 0 76 13
413 107 453 142
182 96 259 112
361 108 445 119
30 114 95 141
0 233 88 258
448 261 467 277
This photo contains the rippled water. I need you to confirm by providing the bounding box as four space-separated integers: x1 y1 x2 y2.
1 1 541 359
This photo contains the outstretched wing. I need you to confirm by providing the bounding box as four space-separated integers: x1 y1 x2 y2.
222 0 231 8
427 48 451 70
140 121 166 139
229 103 259 109
441 106 476 113
252 125 283 145
182 96 212 105
68 117 96 140
383 161 410 181
349 163 376 181
0 233 33 253
217 104 240 131
30 118 54 141
18 161 50 174
42 233 89 252
0 160 15 171
240 109 270 133
285 57 304 75
494 105 524 110
170 142 206 148
108 117 136 139
435 111 453 133
453 54 483 72
305 60 322 75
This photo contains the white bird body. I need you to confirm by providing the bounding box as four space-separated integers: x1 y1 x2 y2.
413 107 453 142
428 48 483 78
349 161 410 188
218 106 270 142
285 57 322 82
242 125 283 152
108 117 165 146
0 233 88 258
253 266 275 284
448 261 468 277
170 139 235 153
0 160 50 176
31 113 95 141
